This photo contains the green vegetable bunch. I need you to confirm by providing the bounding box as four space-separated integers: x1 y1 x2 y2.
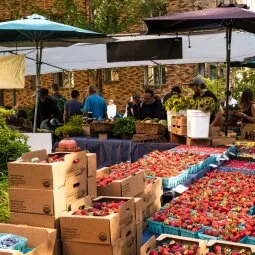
55 115 83 138
113 117 135 137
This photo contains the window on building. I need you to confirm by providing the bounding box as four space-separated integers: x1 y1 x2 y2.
53 72 64 88
144 65 167 86
104 68 119 82
198 63 205 76
210 65 217 80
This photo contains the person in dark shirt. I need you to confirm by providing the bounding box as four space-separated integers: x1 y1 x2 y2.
64 90 83 123
189 77 223 126
236 88 255 123
34 88 60 129
163 86 182 104
127 92 142 119
139 89 165 120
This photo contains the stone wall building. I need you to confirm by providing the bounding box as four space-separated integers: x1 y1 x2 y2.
0 0 244 112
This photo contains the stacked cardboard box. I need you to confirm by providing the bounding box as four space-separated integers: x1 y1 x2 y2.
134 198 144 255
0 223 57 255
85 153 97 198
97 167 145 197
136 178 163 230
171 116 187 136
60 196 137 255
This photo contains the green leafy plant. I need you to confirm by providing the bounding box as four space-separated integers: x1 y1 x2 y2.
113 117 135 137
55 115 83 138
191 97 219 113
164 95 195 112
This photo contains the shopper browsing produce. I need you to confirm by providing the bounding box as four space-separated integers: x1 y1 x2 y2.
189 77 223 126
236 88 255 123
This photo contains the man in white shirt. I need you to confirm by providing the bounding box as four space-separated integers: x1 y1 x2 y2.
224 91 238 107
107 99 117 119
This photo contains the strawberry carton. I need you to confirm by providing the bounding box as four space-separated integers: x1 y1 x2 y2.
206 239 255 255
140 234 206 255
8 150 87 190
97 166 145 197
60 196 135 245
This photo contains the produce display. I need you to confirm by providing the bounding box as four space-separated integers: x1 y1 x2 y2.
222 160 255 170
173 145 229 155
56 139 80 152
72 200 125 216
206 245 252 255
96 162 140 186
30 154 64 163
149 240 199 255
151 171 255 242
236 141 255 154
0 234 27 251
137 151 209 178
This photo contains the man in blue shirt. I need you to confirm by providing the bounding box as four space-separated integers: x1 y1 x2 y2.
64 90 83 123
83 85 107 119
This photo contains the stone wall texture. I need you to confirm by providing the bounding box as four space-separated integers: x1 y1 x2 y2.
0 0 244 113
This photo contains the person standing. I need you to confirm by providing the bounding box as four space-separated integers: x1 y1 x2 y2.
139 89 165 120
127 92 142 119
82 85 107 120
50 83 67 122
107 99 117 119
34 88 60 128
163 86 182 104
189 77 223 126
224 91 238 108
236 88 255 123
63 90 83 123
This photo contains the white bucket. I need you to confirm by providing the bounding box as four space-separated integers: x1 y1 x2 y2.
187 110 210 138
167 110 187 131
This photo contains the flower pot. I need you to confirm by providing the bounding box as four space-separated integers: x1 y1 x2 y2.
187 110 210 138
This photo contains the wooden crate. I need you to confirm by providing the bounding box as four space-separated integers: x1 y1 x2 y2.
141 234 207 255
171 116 187 126
169 133 186 144
171 125 187 136
186 137 211 146
207 240 255 254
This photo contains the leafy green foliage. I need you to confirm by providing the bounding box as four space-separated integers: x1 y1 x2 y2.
232 68 255 103
0 108 29 169
0 173 9 223
141 0 167 18
113 117 135 137
55 115 83 137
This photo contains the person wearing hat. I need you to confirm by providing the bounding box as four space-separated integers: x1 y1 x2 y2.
189 77 223 126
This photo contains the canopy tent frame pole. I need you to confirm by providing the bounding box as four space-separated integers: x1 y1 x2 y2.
33 41 43 132
225 25 232 136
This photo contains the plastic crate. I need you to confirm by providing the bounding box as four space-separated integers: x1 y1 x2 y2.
163 224 180 236
198 227 219 241
0 234 27 251
162 172 188 189
147 219 163 235
180 227 204 239
248 206 255 215
240 236 255 245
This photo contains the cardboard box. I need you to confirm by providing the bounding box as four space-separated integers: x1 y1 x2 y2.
171 116 187 126
211 137 236 146
186 137 211 146
241 123 255 140
60 197 135 245
171 125 187 136
209 126 221 137
97 168 145 197
120 221 136 248
86 153 97 177
121 241 137 255
140 234 206 255
0 224 56 255
8 150 87 190
87 176 97 198
206 240 255 254
62 239 121 255
134 198 143 223
136 222 143 246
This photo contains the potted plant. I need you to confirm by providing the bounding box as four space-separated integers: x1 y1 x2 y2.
113 117 135 139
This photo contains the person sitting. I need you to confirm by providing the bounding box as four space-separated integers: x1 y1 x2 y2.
163 86 182 104
236 88 255 123
63 90 83 123
189 77 223 126
139 89 165 120
82 85 107 120
107 99 117 119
